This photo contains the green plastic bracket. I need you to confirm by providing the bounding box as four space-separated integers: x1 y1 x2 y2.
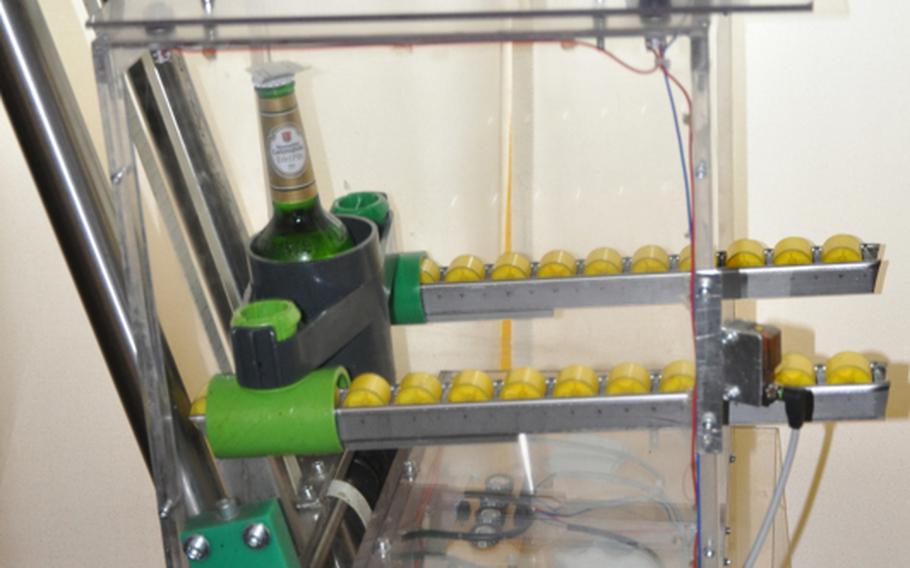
389 251 427 325
206 367 350 458
181 498 297 567
330 191 390 226
230 299 301 341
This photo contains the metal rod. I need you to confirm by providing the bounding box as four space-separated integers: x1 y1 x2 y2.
0 0 223 518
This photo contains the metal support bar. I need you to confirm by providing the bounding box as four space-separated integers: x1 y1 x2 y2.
0 0 226 561
421 254 881 321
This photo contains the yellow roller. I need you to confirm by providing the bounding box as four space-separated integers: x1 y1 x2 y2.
419 256 441 284
826 351 872 385
659 360 696 393
491 252 532 281
343 373 392 408
583 247 623 276
821 234 863 263
395 372 443 405
448 369 494 402
677 245 692 271
190 395 207 417
772 237 814 266
500 367 547 400
537 249 578 278
774 352 816 387
605 362 652 395
444 254 486 282
631 245 670 273
553 364 599 398
725 239 766 268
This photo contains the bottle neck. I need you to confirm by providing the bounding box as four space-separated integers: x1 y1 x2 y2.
256 83 319 206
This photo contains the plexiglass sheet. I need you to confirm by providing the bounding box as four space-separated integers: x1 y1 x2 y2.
361 431 696 567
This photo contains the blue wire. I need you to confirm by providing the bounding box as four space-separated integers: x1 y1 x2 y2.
660 60 693 237
695 453 702 568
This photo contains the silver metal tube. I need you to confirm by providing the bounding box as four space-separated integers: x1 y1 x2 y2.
0 0 223 516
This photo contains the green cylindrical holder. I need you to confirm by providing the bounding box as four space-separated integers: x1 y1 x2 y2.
206 367 349 458
331 191 390 226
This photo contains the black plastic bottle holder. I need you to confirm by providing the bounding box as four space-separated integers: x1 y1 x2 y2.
233 216 395 389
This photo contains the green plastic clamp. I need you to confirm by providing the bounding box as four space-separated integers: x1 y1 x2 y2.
230 299 301 341
330 191 390 226
181 498 297 567
206 367 350 458
389 251 427 325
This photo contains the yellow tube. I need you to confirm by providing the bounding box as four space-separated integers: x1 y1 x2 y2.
772 237 814 266
821 234 863 263
444 254 486 282
725 239 766 268
419 256 441 284
537 249 578 278
826 351 872 384
774 352 816 387
395 372 443 405
343 373 392 407
448 369 494 402
500 367 547 400
631 245 670 273
605 362 652 395
659 360 696 393
553 364 599 398
583 247 623 276
491 252 532 281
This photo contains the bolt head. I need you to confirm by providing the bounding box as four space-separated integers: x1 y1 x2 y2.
402 460 418 482
375 537 392 558
312 460 327 479
243 523 271 549
183 534 210 561
215 498 239 521
704 547 715 558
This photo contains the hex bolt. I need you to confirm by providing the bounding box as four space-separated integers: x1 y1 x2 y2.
375 537 391 559
243 523 271 549
701 412 718 431
403 460 418 482
296 484 319 510
312 460 327 479
723 385 741 402
704 547 715 559
215 497 239 520
724 558 733 566
183 534 210 561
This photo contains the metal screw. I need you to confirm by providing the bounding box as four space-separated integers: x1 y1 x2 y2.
183 534 209 561
725 526 732 535
110 168 127 186
215 498 239 520
312 460 327 480
723 385 741 402
243 523 271 549
704 547 715 559
696 160 708 179
701 412 718 430
403 460 418 482
375 537 391 559
729 453 737 464
724 558 733 566
296 484 319 510
159 498 175 519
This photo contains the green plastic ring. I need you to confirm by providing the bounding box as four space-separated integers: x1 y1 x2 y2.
331 192 390 226
231 299 301 341
390 251 427 325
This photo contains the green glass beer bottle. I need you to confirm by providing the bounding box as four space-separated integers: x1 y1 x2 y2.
250 70 353 262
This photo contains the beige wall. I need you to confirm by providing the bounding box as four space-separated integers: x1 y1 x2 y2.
0 1 907 566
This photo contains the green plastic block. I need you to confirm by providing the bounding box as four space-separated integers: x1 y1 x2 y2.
181 499 296 567
389 251 427 325
207 367 349 458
